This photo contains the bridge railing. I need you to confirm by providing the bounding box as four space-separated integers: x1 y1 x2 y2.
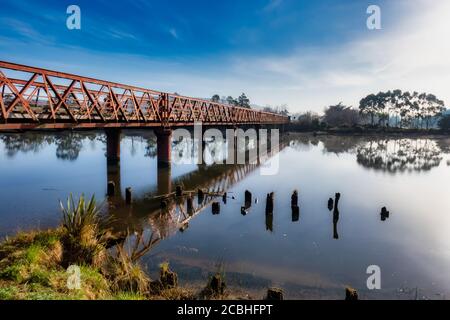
0 61 288 128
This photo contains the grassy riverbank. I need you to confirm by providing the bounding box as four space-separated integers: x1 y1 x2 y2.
0 195 232 300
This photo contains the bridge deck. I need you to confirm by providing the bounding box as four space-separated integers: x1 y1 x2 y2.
0 61 288 130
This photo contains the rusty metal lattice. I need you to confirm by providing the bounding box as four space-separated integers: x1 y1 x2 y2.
0 61 288 130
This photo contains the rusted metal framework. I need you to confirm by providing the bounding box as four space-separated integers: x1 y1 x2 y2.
0 61 288 130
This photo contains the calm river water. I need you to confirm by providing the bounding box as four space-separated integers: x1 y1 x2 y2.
1 131 450 299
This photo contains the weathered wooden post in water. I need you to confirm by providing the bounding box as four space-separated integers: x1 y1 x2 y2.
380 206 390 221
212 202 220 215
197 189 204 204
345 287 358 300
107 181 115 197
265 192 274 214
266 287 284 300
291 205 299 222
333 193 341 239
187 196 193 215
328 198 334 211
291 190 298 207
125 187 132 204
291 190 299 221
334 193 341 211
176 185 183 197
245 190 252 207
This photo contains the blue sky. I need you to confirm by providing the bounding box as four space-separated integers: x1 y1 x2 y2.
1 0 449 112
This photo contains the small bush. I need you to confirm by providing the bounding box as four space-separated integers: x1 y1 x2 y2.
60 194 107 267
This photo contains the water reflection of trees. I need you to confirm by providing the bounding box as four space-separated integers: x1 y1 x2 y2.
0 132 98 160
288 134 449 173
289 134 362 155
356 139 443 173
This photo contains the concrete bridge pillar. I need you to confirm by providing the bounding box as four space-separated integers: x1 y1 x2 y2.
155 128 172 167
106 129 121 165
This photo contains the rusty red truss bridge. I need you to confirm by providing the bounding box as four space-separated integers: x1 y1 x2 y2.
0 61 289 130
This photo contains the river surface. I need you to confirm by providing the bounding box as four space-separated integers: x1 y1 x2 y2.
1 131 450 299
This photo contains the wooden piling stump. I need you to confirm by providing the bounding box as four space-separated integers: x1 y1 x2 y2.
212 201 220 215
198 188 205 204
176 185 183 197
245 190 252 206
187 196 194 215
107 181 115 196
265 192 274 214
328 198 334 211
125 187 132 204
291 190 298 207
345 287 358 300
266 287 283 300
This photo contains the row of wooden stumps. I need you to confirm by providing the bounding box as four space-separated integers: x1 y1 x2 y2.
266 287 359 300
107 181 133 205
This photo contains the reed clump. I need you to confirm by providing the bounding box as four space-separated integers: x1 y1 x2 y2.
0 194 251 300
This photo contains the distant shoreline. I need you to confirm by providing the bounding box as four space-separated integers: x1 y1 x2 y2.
285 127 450 138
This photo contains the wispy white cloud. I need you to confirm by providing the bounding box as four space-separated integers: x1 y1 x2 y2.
222 0 450 112
263 0 283 12
168 27 179 40
2 0 449 114
0 17 55 45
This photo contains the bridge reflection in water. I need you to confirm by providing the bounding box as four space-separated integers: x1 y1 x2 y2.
104 136 287 259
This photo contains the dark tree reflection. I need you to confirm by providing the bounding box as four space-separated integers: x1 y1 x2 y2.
0 133 53 157
356 139 443 173
288 134 449 173
1 132 98 160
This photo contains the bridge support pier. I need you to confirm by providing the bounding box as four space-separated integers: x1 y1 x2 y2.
105 129 122 198
157 166 172 195
155 128 172 168
106 129 121 165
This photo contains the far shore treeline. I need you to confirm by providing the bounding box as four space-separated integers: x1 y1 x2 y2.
290 90 450 131
209 90 449 131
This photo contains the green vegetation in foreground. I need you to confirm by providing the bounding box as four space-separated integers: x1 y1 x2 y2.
0 194 230 300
